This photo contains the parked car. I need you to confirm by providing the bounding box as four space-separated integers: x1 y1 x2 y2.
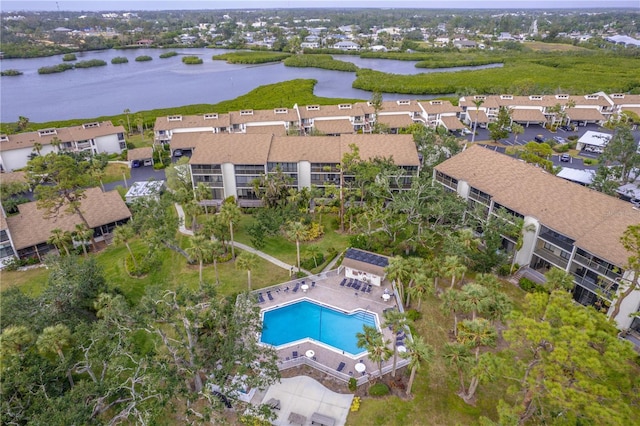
560 154 571 162
560 125 574 132
534 135 546 143
173 149 183 157
631 198 640 208
461 128 472 135
553 136 567 144
131 159 141 168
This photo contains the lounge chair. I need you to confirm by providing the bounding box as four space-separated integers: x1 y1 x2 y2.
257 293 265 303
340 278 347 287
293 351 299 358
267 291 274 301
292 283 300 293
311 281 316 288
346 280 353 288
337 362 345 372
353 281 361 290
366 284 372 293
284 286 290 292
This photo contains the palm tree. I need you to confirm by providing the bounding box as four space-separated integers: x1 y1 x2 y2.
356 325 391 379
443 342 473 397
183 199 201 232
401 336 434 396
441 288 463 337
471 98 484 144
123 108 131 135
407 272 433 310
443 255 466 290
220 201 241 260
512 123 524 144
37 324 74 387
195 183 212 215
48 228 72 256
286 221 308 273
305 245 322 269
210 239 225 285
456 319 497 403
384 256 411 304
236 251 258 291
1 325 35 356
544 267 574 292
459 283 491 321
113 223 138 271
383 309 408 378
186 234 213 288
32 142 43 157
73 223 93 257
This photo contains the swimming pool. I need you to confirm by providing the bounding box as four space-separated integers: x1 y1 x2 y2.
260 300 378 356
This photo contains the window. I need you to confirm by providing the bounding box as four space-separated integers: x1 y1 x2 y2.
0 135 8 142
117 132 125 141
240 110 253 116
274 108 288 114
168 116 182 121
267 162 297 173
338 104 352 110
82 122 99 129
38 129 57 136
435 171 458 190
397 100 410 105
306 105 320 111
119 141 126 150
192 164 222 174
204 113 218 119
235 164 264 175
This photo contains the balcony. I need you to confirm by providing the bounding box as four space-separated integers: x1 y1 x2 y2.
537 232 574 252
572 273 615 300
572 253 622 281
533 247 569 269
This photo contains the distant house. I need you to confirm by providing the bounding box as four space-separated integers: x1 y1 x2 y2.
136 39 153 46
127 147 154 168
332 41 360 51
453 40 477 49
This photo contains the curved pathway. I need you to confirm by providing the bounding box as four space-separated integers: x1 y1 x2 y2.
174 203 313 276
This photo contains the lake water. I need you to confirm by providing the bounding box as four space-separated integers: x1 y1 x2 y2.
0 48 501 123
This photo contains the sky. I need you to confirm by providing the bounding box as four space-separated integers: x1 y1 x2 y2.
1 0 638 12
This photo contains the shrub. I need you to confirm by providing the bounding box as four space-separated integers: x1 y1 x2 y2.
38 63 74 74
159 51 178 59
553 143 570 153
284 54 358 72
405 309 422 322
583 158 594 165
301 252 324 270
348 378 357 392
350 396 361 411
182 56 203 65
519 277 546 293
1 69 23 76
74 59 107 69
497 263 513 276
111 56 129 64
368 382 390 396
306 222 324 240
62 53 77 61
212 51 291 64
135 55 153 62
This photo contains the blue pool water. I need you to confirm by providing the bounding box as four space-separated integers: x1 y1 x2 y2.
261 300 377 355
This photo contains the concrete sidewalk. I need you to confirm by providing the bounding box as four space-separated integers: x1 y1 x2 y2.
174 203 312 276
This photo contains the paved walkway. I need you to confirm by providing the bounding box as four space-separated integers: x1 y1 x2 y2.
259 376 353 426
174 203 312 276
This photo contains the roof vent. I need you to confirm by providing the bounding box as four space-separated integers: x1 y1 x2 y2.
500 95 513 100
82 122 99 129
306 105 320 111
397 100 410 105
168 115 182 121
0 135 8 142
338 104 352 110
555 94 569 99
274 108 288 114
611 94 625 99
240 110 253 116
204 113 218 119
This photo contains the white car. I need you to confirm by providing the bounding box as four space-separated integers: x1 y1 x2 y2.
553 136 567 144
461 128 472 135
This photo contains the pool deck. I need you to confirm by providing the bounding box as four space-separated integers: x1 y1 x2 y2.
255 269 410 384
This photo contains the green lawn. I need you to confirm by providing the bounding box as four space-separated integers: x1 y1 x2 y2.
232 212 351 273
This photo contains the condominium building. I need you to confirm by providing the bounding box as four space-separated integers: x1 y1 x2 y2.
183 133 420 207
434 145 640 331
0 121 126 172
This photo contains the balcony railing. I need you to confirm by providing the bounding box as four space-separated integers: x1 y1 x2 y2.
572 253 622 281
572 273 615 300
533 247 569 269
536 232 574 252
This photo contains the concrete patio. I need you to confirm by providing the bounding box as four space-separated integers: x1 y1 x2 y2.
254 267 411 385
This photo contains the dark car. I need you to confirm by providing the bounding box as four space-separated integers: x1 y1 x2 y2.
560 125 574 132
131 159 141 168
534 135 546 143
560 154 571 162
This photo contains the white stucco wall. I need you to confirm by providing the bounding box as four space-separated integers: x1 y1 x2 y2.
298 161 311 189
515 216 540 266
221 163 237 199
0 145 57 172
611 270 640 330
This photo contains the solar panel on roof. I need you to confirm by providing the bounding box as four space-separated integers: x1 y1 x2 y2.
345 248 388 267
